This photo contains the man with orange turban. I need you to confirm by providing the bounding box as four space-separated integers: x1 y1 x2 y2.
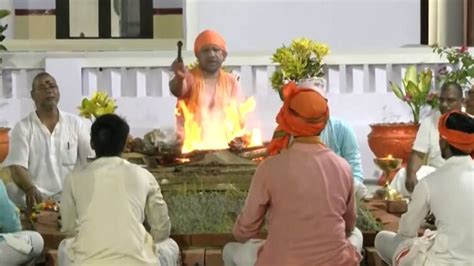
169 29 240 141
375 111 474 265
222 82 361 266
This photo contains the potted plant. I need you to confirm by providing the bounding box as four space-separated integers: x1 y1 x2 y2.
0 100 8 162
367 66 438 164
270 38 329 100
389 66 437 125
0 9 10 162
432 45 473 90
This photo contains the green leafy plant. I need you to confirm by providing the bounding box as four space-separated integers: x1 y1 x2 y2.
163 185 382 234
0 9 10 52
78 91 117 120
389 66 437 124
163 188 247 234
432 45 473 88
356 199 383 232
270 38 330 94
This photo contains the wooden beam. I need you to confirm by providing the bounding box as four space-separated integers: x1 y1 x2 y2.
98 0 111 38
55 0 70 39
468 0 474 46
420 0 429 45
140 0 154 38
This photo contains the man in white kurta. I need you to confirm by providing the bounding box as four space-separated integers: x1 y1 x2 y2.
375 111 474 265
58 114 179 266
390 82 464 195
2 72 92 209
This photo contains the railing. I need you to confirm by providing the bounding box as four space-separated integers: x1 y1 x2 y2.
0 47 459 180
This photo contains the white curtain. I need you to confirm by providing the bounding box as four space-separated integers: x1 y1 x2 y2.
428 0 464 46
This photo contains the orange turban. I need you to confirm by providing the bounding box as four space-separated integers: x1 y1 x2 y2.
267 82 329 155
194 29 227 56
438 111 474 157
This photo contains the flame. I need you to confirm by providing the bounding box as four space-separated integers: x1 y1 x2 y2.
249 128 262 147
176 157 190 163
177 97 262 153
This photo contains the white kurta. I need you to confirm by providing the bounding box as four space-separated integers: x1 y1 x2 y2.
412 111 444 168
396 156 474 264
3 111 93 197
60 157 172 266
390 111 444 196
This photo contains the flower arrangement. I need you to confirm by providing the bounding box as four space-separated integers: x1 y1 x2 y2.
432 45 473 88
389 66 438 124
78 91 117 120
270 38 330 95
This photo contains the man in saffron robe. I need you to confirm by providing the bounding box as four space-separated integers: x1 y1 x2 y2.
375 111 474 265
222 82 362 266
169 29 241 144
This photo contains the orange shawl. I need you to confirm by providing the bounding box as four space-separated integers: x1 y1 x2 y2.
183 67 233 115
267 82 329 155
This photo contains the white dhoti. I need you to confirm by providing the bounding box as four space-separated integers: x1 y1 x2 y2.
156 238 181 266
375 230 438 265
0 231 44 266
58 237 180 266
222 238 264 266
222 228 363 266
390 166 437 196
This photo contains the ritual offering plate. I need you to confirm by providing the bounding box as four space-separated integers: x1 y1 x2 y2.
30 200 60 225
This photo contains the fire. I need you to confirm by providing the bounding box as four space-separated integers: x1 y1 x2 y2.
249 128 262 147
176 157 190 163
177 97 262 153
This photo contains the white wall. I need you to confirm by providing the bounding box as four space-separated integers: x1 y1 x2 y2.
185 0 420 52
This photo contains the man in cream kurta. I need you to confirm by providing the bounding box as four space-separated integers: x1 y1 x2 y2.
58 114 179 266
375 111 474 265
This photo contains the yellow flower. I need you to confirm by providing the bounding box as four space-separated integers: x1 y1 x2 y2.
270 38 330 92
78 91 117 120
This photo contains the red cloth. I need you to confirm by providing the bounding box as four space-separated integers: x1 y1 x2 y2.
438 111 474 157
194 29 227 56
267 82 329 155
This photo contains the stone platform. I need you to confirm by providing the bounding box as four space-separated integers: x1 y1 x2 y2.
34 200 398 266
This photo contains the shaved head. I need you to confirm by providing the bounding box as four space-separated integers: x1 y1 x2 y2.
32 72 55 91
